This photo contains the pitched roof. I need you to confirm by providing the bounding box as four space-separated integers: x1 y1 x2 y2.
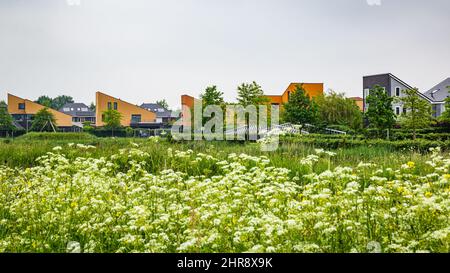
60 103 95 117
364 73 433 103
423 78 450 102
140 103 172 118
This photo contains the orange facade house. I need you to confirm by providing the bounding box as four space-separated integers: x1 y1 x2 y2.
263 83 324 106
349 97 364 111
7 93 73 129
95 91 157 127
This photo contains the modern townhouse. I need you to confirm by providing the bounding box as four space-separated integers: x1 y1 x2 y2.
7 93 77 131
95 91 159 128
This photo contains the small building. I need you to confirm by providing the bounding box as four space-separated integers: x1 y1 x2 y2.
60 103 96 127
140 103 176 125
422 78 450 118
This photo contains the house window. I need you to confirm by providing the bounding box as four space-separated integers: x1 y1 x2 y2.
364 89 370 97
395 87 401 97
107 102 112 110
131 114 141 123
114 102 118 110
396 107 400 115
403 108 407 114
63 107 70 112
18 103 25 110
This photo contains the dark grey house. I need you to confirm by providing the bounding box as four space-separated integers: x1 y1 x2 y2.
60 103 96 127
363 73 432 115
423 78 450 118
140 103 177 125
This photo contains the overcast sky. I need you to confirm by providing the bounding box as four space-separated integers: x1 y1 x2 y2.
0 0 449 109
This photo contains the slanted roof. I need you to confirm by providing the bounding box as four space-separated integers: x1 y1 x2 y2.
60 103 95 117
140 103 172 118
423 78 450 102
364 73 433 103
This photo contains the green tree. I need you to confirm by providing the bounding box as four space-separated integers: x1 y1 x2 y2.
156 99 170 110
0 103 15 132
89 102 96 111
200 86 224 107
200 85 225 127
52 95 74 110
366 85 396 139
237 81 269 106
30 108 57 132
282 84 319 125
82 121 94 133
103 109 122 136
35 96 53 108
315 91 363 131
438 87 450 124
399 88 432 140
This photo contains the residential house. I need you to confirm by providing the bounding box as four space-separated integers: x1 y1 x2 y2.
349 97 364 111
263 83 324 107
140 103 177 125
95 91 158 128
422 78 450 118
60 103 96 127
363 73 432 115
7 93 75 131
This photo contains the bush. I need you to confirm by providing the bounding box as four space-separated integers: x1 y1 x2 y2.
17 132 97 141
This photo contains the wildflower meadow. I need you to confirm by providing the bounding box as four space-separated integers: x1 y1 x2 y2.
0 134 449 253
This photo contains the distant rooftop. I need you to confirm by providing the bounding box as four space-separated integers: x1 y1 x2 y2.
60 103 95 117
423 78 450 102
140 103 172 118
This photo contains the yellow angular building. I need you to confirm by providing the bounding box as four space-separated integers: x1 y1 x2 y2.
95 91 157 127
7 93 74 130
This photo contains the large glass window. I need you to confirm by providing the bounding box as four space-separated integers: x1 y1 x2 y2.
107 102 112 110
114 102 118 110
131 114 141 123
18 103 25 110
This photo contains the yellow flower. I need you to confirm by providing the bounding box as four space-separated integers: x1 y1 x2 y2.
407 162 415 168
70 201 78 208
444 174 450 180
425 192 433 198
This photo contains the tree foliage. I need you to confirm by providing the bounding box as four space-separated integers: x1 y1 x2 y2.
103 109 122 129
282 84 318 125
236 81 268 106
438 86 450 124
0 103 15 131
366 85 396 137
30 108 57 132
315 91 363 130
200 86 224 107
36 96 53 108
35 95 74 110
156 99 170 110
399 88 432 139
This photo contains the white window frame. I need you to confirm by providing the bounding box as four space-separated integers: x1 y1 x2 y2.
395 87 401 97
